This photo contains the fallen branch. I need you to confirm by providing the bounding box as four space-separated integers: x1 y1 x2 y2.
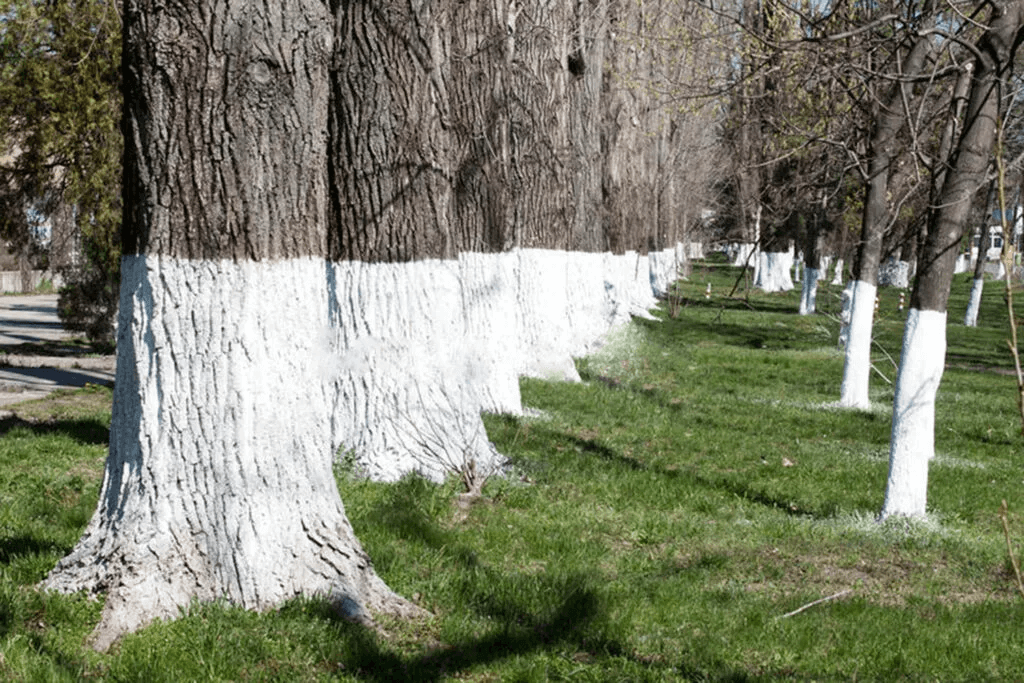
776 589 852 619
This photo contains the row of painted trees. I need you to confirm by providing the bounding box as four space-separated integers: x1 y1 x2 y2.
714 0 1024 516
36 0 727 648
26 0 1024 649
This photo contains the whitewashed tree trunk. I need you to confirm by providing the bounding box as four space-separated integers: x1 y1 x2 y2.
831 257 844 286
752 209 763 283
838 280 854 347
731 242 756 268
515 249 581 381
955 252 972 273
45 258 417 649
880 0 1024 520
838 280 877 408
327 259 508 483
879 309 946 519
799 267 820 315
963 277 984 326
755 248 795 293
326 248 666 483
878 259 911 288
41 0 423 649
649 245 682 297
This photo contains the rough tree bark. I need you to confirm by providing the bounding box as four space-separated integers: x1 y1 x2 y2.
321 0 677 483
880 0 1024 519
43 0 419 649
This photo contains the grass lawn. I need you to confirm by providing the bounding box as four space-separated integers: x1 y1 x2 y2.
2 260 1024 680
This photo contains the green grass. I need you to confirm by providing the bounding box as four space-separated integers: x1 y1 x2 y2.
2 264 1024 680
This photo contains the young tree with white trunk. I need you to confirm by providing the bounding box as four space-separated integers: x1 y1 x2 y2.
881 0 1024 519
839 17 939 409
965 183 997 327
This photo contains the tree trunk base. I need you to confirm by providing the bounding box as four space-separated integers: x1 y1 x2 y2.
42 255 425 650
838 280 877 409
879 308 946 520
964 277 984 326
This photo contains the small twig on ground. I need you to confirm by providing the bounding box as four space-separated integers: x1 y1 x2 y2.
776 589 852 619
998 500 1024 600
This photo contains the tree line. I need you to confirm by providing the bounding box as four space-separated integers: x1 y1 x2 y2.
2 0 1024 648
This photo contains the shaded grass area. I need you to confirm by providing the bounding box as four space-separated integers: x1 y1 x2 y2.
1 265 1024 679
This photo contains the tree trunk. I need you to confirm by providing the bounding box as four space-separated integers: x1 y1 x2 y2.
881 0 1024 519
329 0 453 261
44 0 419 649
831 257 844 286
840 25 936 409
799 265 819 314
800 214 823 314
966 183 997 326
965 273 986 326
755 245 794 292
323 0 648 482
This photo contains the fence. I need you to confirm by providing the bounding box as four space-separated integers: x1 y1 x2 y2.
0 270 62 294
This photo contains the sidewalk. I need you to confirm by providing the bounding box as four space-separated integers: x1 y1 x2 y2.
0 294 116 409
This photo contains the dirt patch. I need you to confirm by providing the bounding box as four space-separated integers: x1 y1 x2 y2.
741 548 1018 607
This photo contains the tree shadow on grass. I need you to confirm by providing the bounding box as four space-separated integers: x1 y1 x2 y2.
0 414 108 446
636 314 833 352
325 580 611 682
490 408 828 521
329 478 703 681
0 535 67 565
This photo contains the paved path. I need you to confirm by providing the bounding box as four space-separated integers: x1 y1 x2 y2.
0 294 72 345
0 295 116 408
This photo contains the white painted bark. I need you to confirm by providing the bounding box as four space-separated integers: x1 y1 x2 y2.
838 280 877 409
730 242 756 268
755 248 795 293
963 277 984 327
878 259 911 289
838 281 854 348
327 248 669 483
515 250 581 382
831 257 844 286
327 258 507 483
880 309 947 519
44 256 412 649
955 252 972 274
649 246 682 297
799 267 820 315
